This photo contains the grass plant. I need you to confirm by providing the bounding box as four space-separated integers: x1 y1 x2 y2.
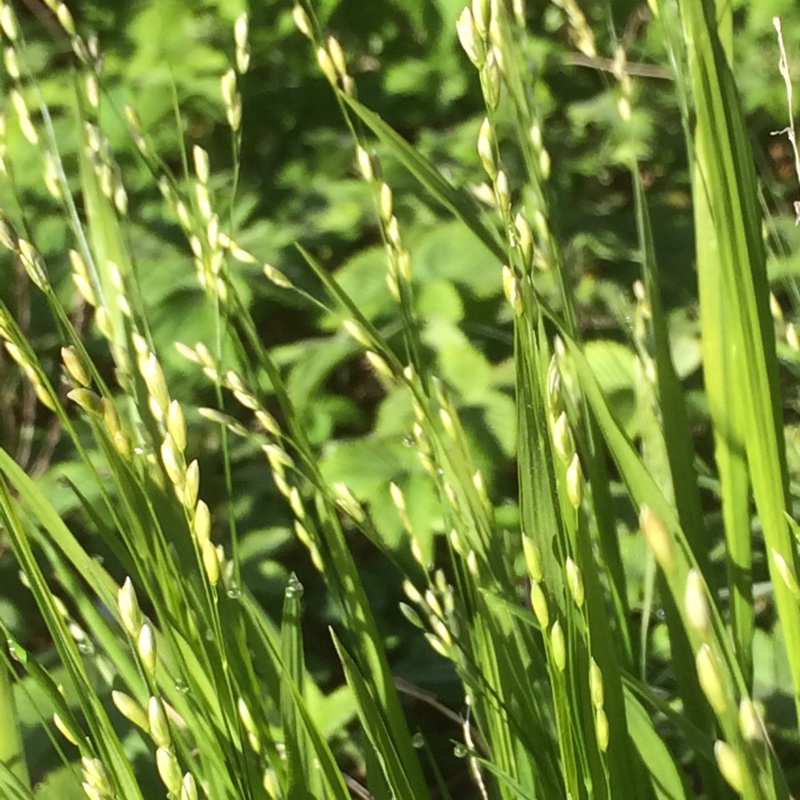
1 0 800 798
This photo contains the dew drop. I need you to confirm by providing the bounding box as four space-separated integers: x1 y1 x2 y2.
285 574 304 599
453 743 467 758
411 732 425 749
227 584 241 600
174 680 190 695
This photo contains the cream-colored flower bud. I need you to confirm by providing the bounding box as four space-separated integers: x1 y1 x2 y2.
292 4 312 37
181 773 199 800
148 696 171 748
356 145 373 181
202 538 220 585
552 411 575 463
365 351 393 379
234 12 249 49
143 353 169 412
595 706 609 752
550 620 566 671
193 500 211 545
316 46 338 84
425 631 449 658
389 482 406 514
533 209 549 244
238 697 257 735
386 215 402 248
472 0 490 36
484 49 501 109
53 712 80 746
399 602 424 628
81 757 112 796
522 536 543 582
431 615 453 647
340 73 356 98
167 400 187 452
539 147 551 179
85 73 99 109
19 239 49 290
589 658 604 708
477 118 497 180
566 454 583 509
425 588 444 619
183 460 200 509
95 307 115 341
263 263 292 288
456 7 484 67
43 150 61 198
72 272 97 306
327 36 347 76
439 407 456 439
772 549 800 601
114 430 132 460
11 88 38 144
82 781 102 800
160 434 184 486
68 387 104 416
56 3 76 36
566 557 584 608
342 319 370 346
639 505 676 573
530 582 549 629
221 68 237 108
114 184 128 215
1 5 20 40
515 212 533 271
403 579 424 606
495 170 510 217
288 486 305 520
713 740 743 793
696 644 727 714
396 247 412 282
378 182 393 223
227 94 242 131
685 569 710 635
118 577 143 638
192 145 210 185
738 697 765 744
234 13 250 72
112 690 149 731
138 623 157 678
502 265 523 316
156 747 182 796
61 346 91 387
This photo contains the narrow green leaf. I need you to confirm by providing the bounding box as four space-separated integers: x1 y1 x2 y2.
338 92 505 261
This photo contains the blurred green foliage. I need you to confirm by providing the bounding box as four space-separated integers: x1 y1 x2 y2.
4 0 800 792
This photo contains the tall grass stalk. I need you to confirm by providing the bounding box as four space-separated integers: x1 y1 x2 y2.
1 1 799 799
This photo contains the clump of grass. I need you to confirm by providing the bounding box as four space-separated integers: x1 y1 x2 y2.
1 1 800 799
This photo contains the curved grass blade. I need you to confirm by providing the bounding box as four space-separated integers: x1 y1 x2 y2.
332 631 429 800
338 92 505 262
280 575 321 800
678 0 799 712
